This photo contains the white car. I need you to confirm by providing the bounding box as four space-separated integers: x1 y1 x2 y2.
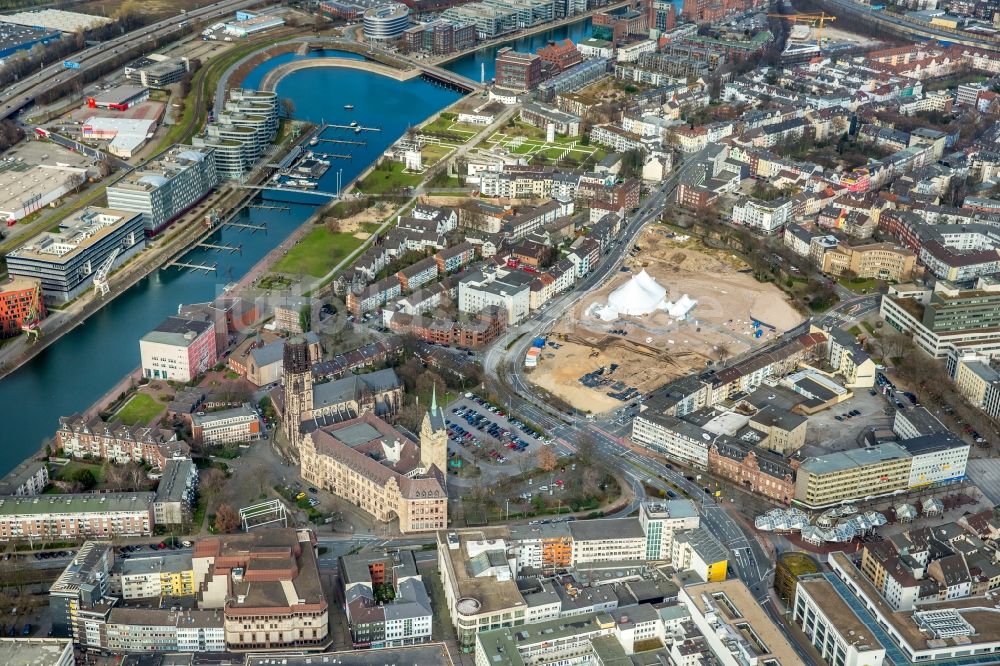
538 485 548 491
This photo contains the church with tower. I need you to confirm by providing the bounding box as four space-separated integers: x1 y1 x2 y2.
284 337 449 533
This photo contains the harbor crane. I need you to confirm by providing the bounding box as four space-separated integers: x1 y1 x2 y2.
766 12 837 51
92 247 120 298
20 288 43 343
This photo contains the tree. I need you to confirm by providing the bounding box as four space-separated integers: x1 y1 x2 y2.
280 98 296 119
214 504 241 533
105 464 128 492
299 305 312 333
416 371 445 400
71 467 97 490
537 446 557 472
576 431 596 468
200 468 227 502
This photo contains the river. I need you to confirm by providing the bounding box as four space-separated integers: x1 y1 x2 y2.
0 50 461 476
0 15 639 474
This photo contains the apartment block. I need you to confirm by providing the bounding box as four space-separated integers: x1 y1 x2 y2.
794 444 912 509
459 267 533 325
54 413 188 469
340 550 433 648
569 518 647 564
0 459 49 497
0 493 154 542
114 551 195 600
670 528 729 583
49 541 115 638
153 458 198 526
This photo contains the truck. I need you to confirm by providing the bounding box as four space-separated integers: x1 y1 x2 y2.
524 347 541 369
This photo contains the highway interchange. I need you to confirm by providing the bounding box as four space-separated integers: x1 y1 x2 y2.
0 0 261 123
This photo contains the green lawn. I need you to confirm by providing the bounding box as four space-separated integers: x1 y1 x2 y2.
355 162 424 195
837 276 879 293
115 393 165 426
272 227 364 278
422 144 453 165
53 461 106 484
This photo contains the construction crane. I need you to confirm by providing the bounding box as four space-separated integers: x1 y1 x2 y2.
92 247 120 298
20 288 43 343
767 12 837 51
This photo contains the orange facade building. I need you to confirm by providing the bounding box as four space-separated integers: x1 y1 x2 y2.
0 276 44 337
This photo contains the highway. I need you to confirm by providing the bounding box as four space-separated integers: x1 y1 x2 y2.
0 0 262 122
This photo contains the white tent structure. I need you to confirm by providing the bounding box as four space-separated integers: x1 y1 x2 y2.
596 270 698 320
608 270 667 316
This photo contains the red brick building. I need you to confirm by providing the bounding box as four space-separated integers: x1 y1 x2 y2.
708 441 796 505
387 305 507 348
0 276 44 338
537 39 583 71
495 48 542 91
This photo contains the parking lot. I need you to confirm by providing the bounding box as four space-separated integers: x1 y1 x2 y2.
446 394 550 467
798 382 896 458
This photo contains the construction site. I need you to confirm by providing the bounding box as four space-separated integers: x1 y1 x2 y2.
528 227 805 414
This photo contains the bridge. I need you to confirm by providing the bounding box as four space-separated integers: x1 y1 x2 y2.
238 184 340 200
258 56 483 95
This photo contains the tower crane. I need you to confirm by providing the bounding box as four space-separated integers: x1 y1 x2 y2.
767 12 837 52
92 247 120 298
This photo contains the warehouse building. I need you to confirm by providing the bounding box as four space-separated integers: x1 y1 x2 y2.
82 117 157 158
6 207 145 303
106 145 218 234
224 11 285 37
0 22 61 59
86 84 149 111
0 9 111 33
0 141 95 223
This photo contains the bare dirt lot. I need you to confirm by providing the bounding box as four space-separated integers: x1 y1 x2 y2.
529 228 804 414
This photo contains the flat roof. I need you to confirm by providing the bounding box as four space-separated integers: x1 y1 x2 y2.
93 84 148 105
437 528 525 616
118 551 193 577
245 645 452 666
141 316 213 348
674 527 728 565
799 442 911 476
797 576 883 651
0 9 112 32
0 22 59 50
683 578 800 664
7 207 141 265
0 492 153 516
0 638 72 664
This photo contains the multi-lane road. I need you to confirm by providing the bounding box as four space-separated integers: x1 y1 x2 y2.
476 150 859 664
0 0 260 122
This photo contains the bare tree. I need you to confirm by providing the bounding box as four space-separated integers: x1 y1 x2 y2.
214 504 241 533
537 446 557 472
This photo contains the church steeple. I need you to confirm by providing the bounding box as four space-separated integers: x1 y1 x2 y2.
431 383 438 416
